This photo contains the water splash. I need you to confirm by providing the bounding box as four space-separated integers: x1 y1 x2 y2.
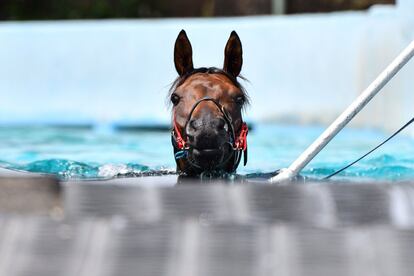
14 159 100 179
7 159 176 180
1 125 414 181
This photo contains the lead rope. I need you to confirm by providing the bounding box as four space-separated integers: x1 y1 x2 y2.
324 116 414 179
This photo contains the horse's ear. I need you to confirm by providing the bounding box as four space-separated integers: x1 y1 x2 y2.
223 31 243 77
174 30 194 76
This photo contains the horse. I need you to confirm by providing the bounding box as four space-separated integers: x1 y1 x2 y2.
170 30 249 176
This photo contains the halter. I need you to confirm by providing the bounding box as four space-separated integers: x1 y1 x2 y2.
171 97 248 174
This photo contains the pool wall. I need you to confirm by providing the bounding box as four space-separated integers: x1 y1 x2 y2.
0 1 413 133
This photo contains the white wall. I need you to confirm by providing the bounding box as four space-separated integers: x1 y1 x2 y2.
0 1 413 132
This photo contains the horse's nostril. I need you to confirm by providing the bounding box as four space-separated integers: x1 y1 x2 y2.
188 119 198 131
187 117 227 138
216 118 226 130
187 133 194 143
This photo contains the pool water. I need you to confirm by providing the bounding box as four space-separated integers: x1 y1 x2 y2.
0 124 413 181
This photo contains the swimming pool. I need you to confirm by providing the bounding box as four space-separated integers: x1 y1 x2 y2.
0 124 413 181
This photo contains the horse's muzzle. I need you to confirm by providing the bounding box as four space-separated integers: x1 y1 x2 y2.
184 112 230 166
188 141 232 170
171 97 248 175
191 148 223 169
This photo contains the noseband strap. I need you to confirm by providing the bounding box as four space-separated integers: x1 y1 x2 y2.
171 97 248 174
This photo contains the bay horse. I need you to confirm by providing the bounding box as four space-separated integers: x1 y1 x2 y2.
170 30 249 176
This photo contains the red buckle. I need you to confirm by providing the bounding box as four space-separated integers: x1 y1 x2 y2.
175 135 186 149
235 123 248 151
173 120 186 150
172 113 186 150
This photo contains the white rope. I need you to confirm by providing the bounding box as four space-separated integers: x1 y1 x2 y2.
270 38 414 184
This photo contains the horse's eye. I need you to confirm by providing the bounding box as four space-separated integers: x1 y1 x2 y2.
170 93 181 106
235 95 245 106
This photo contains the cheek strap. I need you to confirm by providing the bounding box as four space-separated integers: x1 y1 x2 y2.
172 114 187 150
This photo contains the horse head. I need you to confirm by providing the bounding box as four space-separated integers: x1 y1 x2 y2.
170 30 248 176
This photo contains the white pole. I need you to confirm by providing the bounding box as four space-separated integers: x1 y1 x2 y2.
270 38 414 183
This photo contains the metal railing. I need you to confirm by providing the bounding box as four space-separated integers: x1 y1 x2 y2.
271 38 414 183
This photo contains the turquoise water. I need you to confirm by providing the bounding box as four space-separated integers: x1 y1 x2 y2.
0 124 413 181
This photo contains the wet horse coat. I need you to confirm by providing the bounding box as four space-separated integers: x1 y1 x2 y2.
170 30 249 176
